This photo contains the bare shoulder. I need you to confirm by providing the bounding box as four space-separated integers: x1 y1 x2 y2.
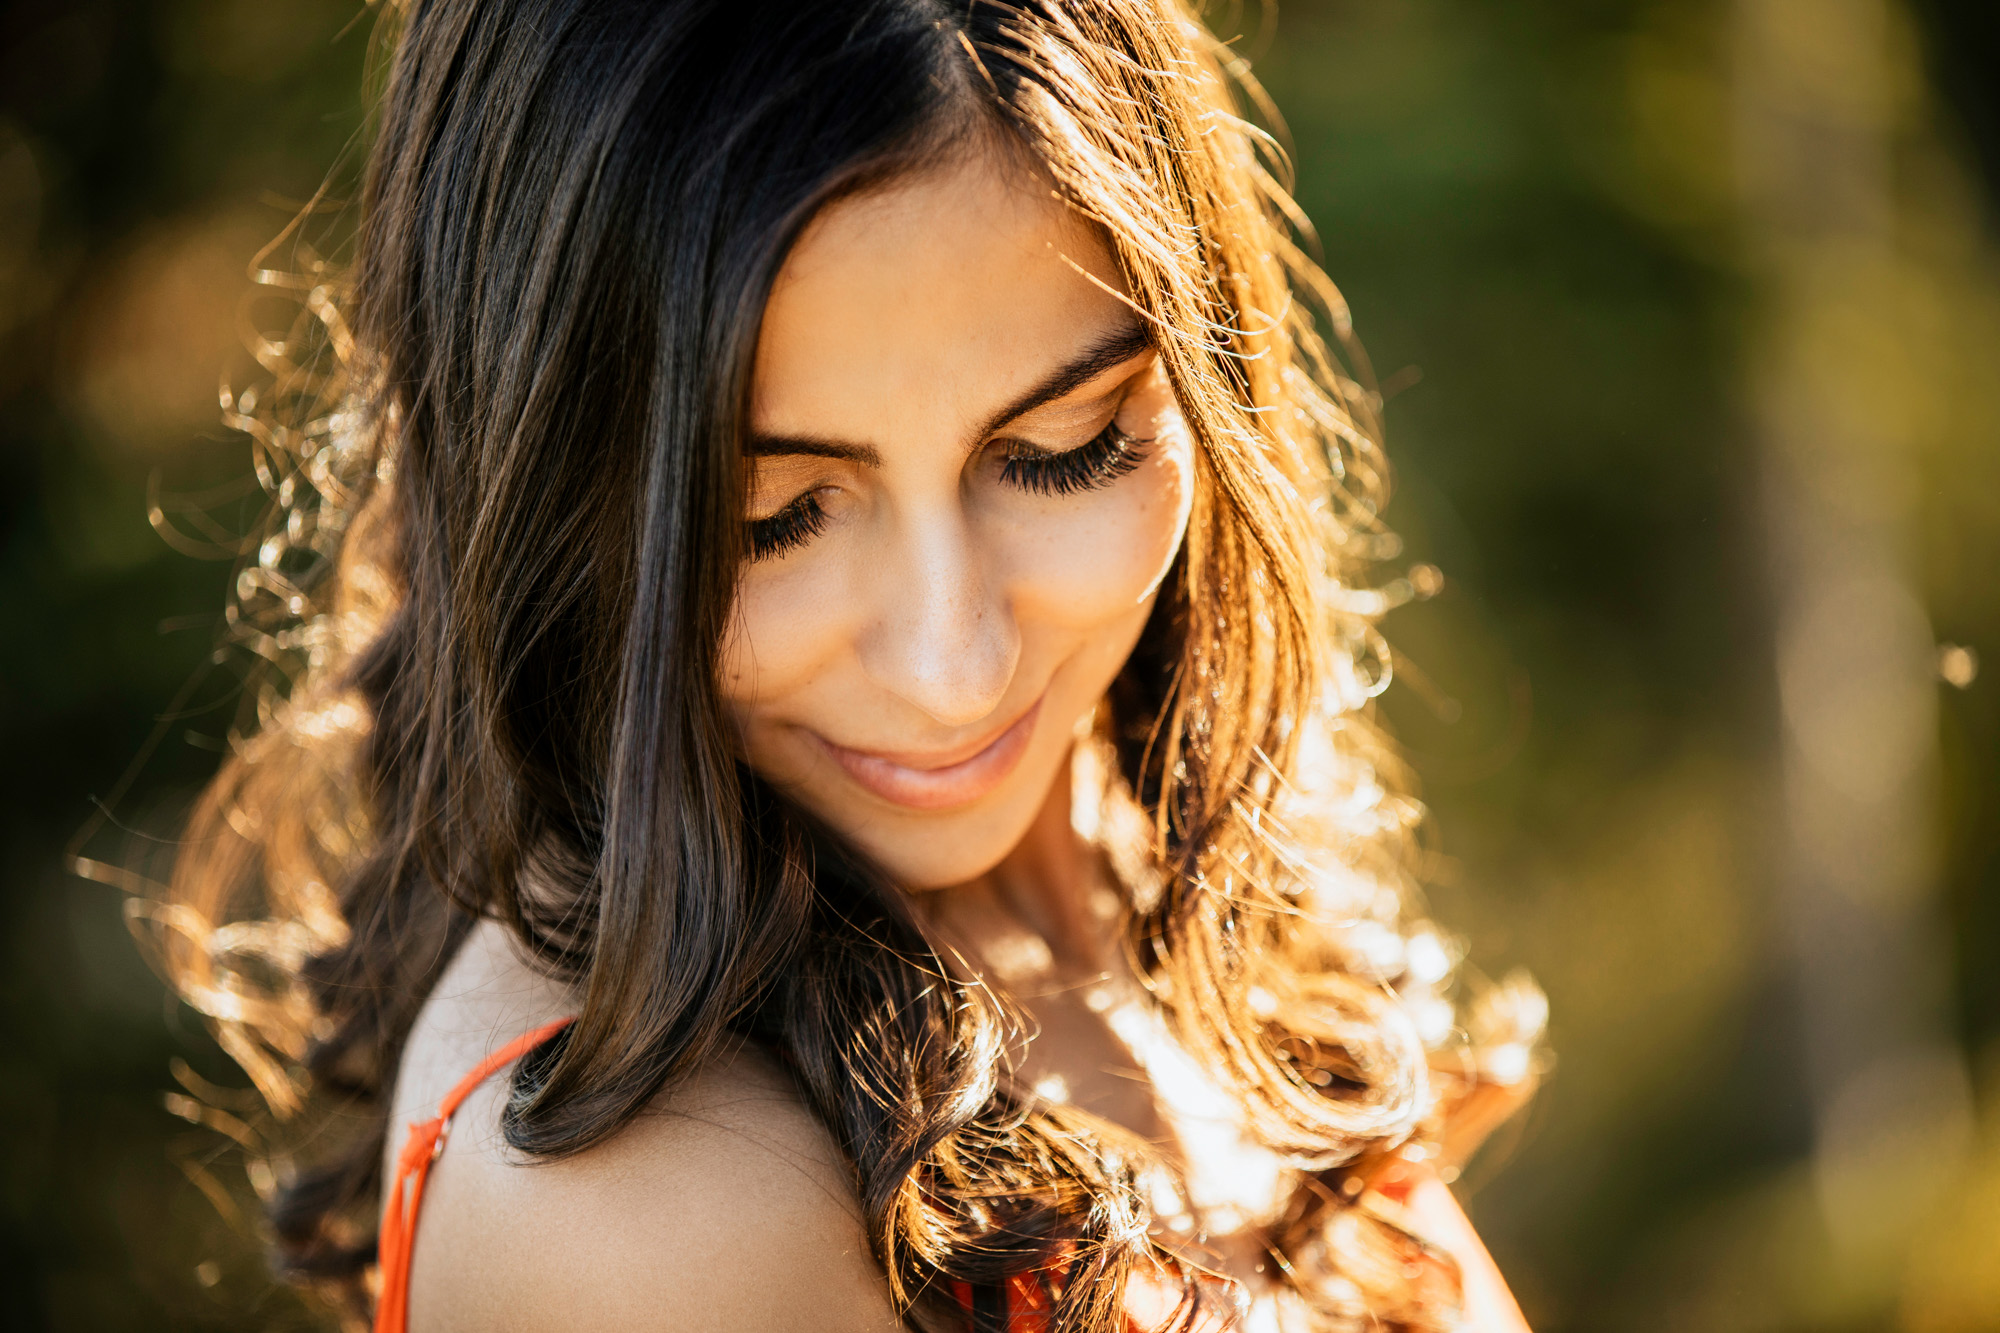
395 924 900 1332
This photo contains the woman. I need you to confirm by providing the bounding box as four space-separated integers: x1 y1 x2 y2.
155 1 1545 1329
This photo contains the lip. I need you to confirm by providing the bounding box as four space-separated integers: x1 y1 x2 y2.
815 696 1044 811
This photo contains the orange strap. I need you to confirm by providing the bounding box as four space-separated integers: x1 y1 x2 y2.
374 1017 575 1333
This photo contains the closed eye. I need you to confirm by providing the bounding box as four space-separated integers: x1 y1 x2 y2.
998 419 1149 497
747 490 830 561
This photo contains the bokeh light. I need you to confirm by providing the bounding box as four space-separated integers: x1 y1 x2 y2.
3 2 1994 1329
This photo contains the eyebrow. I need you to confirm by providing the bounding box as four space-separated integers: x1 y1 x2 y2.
745 316 1154 463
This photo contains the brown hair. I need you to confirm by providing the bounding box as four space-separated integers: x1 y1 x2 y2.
146 1 1543 1328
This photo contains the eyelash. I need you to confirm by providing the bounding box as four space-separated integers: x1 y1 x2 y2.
999 420 1148 497
746 419 1148 562
748 491 831 562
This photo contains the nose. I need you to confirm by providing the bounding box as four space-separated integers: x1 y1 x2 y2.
857 509 1019 729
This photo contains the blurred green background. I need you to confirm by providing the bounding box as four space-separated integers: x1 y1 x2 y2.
1 0 1995 1329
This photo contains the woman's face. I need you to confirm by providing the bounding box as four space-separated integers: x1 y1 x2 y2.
719 148 1194 890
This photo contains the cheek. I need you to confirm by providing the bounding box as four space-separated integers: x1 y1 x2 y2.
717 562 850 722
1005 426 1193 628
718 571 853 800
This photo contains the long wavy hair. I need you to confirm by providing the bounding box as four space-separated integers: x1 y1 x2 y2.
145 1 1545 1329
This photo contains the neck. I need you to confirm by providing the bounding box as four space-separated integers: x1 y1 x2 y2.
931 753 1109 978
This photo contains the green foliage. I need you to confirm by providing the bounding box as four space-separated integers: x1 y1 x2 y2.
1 0 1993 1328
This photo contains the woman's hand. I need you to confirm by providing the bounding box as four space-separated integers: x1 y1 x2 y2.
1368 1162 1533 1333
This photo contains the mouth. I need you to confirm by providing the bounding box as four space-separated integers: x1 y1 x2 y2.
814 696 1044 812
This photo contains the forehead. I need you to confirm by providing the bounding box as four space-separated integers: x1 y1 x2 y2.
752 148 1131 439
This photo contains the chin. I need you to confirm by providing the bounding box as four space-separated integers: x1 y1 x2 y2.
847 765 1060 891
896 811 1041 889
798 722 1072 892
878 840 1017 893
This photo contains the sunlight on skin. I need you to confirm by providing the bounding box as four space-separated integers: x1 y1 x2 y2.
1378 1166 1534 1333
717 146 1530 1331
719 146 1191 890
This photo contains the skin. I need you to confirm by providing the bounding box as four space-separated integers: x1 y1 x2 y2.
717 150 1190 891
394 147 1529 1332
